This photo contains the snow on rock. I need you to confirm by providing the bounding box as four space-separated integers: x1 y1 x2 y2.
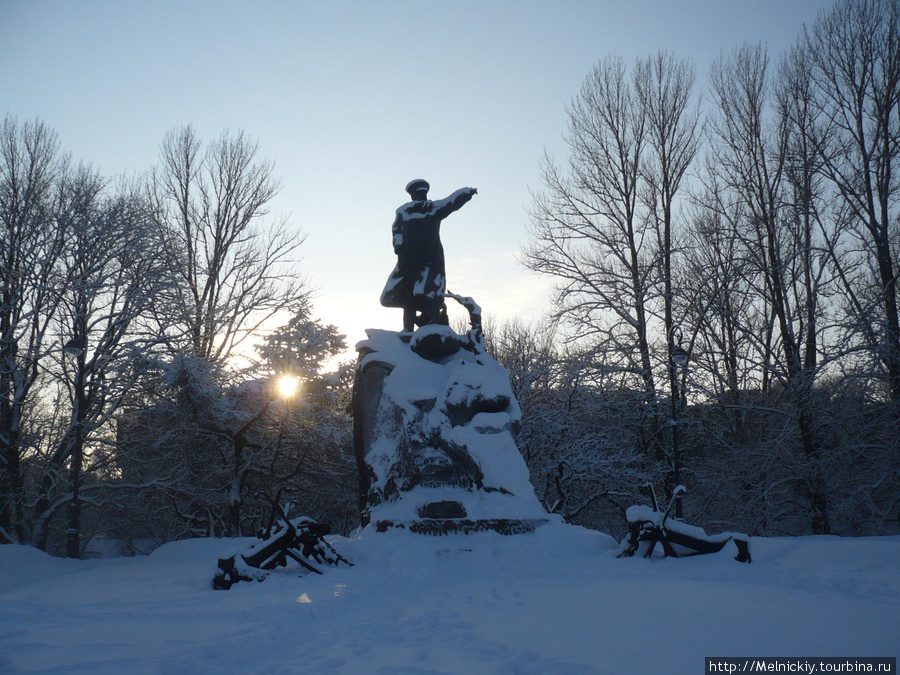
354 327 547 529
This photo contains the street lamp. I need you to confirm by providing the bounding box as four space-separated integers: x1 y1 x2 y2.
669 328 689 520
63 335 86 357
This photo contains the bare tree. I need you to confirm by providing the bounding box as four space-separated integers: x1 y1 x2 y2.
682 178 761 441
147 125 309 362
524 56 663 459
0 116 65 544
635 52 701 509
524 53 700 480
635 51 700 360
777 45 831 386
707 43 832 532
800 0 900 402
30 166 164 553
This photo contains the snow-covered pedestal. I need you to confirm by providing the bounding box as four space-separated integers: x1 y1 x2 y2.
353 325 549 534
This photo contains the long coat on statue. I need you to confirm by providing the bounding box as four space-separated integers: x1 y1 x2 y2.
380 187 476 312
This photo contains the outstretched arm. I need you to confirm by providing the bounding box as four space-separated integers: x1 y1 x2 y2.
432 187 477 220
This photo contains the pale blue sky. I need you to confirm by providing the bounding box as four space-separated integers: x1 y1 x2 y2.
1 0 833 351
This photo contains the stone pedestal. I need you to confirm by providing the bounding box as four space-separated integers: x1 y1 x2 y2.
352 325 548 534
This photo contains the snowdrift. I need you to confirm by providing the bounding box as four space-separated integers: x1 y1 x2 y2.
1 524 898 673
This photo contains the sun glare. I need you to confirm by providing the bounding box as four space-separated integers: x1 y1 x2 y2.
276 375 300 399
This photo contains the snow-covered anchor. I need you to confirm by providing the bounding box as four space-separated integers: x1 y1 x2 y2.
618 485 751 563
212 503 352 590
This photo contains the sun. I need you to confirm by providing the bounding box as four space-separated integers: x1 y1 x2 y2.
276 375 300 399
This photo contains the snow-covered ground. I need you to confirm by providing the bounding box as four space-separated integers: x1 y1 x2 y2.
1 523 898 674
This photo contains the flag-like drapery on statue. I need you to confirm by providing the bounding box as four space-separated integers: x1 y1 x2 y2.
380 179 477 332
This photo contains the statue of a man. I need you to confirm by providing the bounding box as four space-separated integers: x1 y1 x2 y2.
380 179 477 332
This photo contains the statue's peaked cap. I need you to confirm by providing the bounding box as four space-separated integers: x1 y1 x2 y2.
405 179 430 196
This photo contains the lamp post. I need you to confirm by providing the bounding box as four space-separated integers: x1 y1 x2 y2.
64 316 87 559
669 328 689 520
